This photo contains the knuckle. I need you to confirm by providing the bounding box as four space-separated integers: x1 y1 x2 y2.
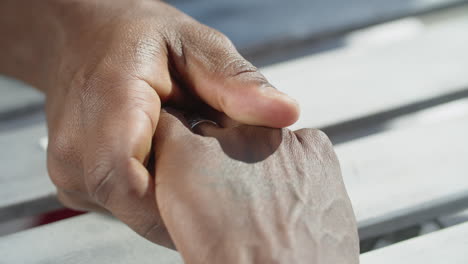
295 129 343 181
47 136 83 193
48 132 77 164
283 127 298 143
311 129 340 165
296 129 336 157
178 22 266 82
47 164 75 192
208 29 233 47
181 22 232 47
120 157 151 198
85 157 146 208
298 128 333 147
312 129 333 146
85 161 116 207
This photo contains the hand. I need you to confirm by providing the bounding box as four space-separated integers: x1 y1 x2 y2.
43 0 299 248
153 109 359 263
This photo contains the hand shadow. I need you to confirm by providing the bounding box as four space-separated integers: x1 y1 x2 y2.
168 106 283 164
207 125 283 164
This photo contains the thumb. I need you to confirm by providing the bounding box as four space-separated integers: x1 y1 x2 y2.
169 26 300 128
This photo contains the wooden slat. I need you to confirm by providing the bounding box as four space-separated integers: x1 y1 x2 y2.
0 116 467 263
439 209 468 227
361 221 468 264
1 3 467 121
0 122 61 222
168 0 468 56
264 14 468 130
0 76 44 121
2 214 466 263
2 104 468 228
339 116 468 239
0 214 183 264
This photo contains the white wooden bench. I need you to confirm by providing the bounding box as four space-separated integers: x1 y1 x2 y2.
1 2 468 262
2 8 468 224
2 214 467 263
169 0 468 60
0 76 43 122
361 222 468 264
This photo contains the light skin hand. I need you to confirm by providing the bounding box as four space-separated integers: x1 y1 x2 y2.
0 0 299 248
153 109 360 264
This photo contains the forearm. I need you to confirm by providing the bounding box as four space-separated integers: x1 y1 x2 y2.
0 0 67 91
0 0 129 93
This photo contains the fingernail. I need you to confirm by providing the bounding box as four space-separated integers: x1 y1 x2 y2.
260 85 299 105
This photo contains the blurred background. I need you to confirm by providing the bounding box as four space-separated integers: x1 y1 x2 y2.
1 0 468 254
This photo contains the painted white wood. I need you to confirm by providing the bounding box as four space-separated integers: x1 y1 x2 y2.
0 122 61 222
170 0 468 53
0 213 183 264
2 214 466 263
262 14 468 130
440 209 468 227
361 221 468 264
339 116 468 238
0 76 44 119
2 11 468 240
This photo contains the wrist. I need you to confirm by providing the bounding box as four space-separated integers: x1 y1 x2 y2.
179 234 308 264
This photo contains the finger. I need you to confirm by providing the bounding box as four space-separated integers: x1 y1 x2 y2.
168 25 300 128
294 128 332 144
294 128 335 157
82 79 174 248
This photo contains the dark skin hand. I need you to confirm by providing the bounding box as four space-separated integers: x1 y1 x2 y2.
153 109 359 263
0 0 299 249
1 0 359 262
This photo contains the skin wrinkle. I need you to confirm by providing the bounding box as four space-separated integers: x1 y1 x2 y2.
162 38 187 101
142 219 162 241
87 162 117 207
120 29 165 81
221 56 259 79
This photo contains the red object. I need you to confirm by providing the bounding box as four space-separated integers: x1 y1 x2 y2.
36 209 85 226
